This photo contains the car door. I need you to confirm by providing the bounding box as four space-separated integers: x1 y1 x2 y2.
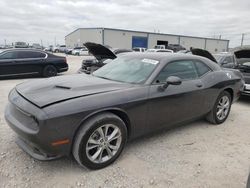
0 51 19 76
147 60 207 130
14 51 46 75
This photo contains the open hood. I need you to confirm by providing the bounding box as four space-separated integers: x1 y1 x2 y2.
234 49 250 59
84 42 117 61
191 48 217 63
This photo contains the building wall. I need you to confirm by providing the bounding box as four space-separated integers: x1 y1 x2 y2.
65 28 103 47
180 37 205 50
65 29 81 47
104 30 147 49
148 34 179 48
65 28 229 53
205 39 228 53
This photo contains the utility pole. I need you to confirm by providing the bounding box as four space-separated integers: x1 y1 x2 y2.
4 39 6 47
241 33 245 47
54 36 57 46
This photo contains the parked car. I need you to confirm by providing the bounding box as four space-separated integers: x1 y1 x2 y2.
44 45 53 52
0 49 68 78
32 43 43 50
65 48 73 55
79 43 132 73
233 48 250 96
58 45 67 53
147 49 174 53
14 42 29 48
112 48 133 54
213 53 237 68
71 47 88 55
5 51 244 169
154 45 166 49
52 46 60 53
167 44 186 52
133 47 147 52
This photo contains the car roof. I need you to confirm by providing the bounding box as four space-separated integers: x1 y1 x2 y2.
120 52 202 61
119 52 221 70
0 48 46 53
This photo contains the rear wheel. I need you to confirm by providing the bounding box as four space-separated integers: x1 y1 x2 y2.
206 91 232 124
73 113 127 169
42 65 57 77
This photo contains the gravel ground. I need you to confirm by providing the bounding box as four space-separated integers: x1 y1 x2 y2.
0 54 250 188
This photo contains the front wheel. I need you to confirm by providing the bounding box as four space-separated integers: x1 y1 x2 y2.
206 91 232 124
73 113 127 169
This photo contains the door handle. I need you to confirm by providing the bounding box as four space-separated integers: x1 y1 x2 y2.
196 83 203 88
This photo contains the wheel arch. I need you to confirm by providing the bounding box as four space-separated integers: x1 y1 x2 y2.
71 108 131 151
224 87 234 101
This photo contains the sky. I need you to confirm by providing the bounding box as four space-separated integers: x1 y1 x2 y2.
0 0 250 47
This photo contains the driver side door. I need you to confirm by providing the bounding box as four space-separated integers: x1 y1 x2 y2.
147 60 206 131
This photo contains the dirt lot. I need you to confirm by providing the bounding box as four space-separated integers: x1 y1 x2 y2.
0 54 250 188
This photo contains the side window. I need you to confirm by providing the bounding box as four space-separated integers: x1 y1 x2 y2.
194 61 211 77
0 52 17 59
17 51 46 59
155 60 198 83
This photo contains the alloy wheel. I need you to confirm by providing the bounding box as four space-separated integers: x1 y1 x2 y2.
86 124 122 164
216 96 230 120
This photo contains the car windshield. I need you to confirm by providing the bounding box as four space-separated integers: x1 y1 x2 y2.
213 54 225 63
93 56 159 84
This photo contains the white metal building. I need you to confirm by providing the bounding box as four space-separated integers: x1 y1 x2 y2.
65 28 229 53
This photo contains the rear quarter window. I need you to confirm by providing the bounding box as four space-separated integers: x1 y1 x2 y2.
194 61 211 77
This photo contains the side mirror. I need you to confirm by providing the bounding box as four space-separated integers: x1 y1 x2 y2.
159 76 182 91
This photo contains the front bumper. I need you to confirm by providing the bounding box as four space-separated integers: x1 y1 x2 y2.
241 84 250 96
4 89 69 160
16 137 61 161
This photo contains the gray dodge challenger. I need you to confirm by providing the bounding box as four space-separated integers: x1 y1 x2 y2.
5 52 244 169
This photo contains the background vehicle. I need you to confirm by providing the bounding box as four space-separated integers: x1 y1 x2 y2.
65 48 73 54
78 43 131 74
167 44 186 52
112 48 133 55
5 52 244 169
32 43 43 50
0 49 68 77
147 49 174 53
213 53 237 68
44 45 53 52
233 48 250 96
58 45 67 53
14 42 29 48
72 47 88 55
154 45 166 49
133 47 147 52
78 42 133 74
52 46 60 53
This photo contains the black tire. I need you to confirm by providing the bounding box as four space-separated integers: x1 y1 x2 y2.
42 65 58 77
206 91 232 124
73 112 127 170
55 49 59 53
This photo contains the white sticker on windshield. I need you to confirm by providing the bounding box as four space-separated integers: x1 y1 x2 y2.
142 58 159 65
